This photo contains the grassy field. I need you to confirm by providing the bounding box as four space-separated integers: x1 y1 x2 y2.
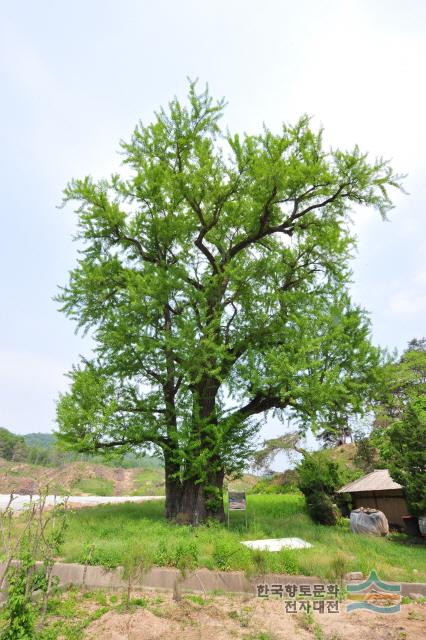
72 477 115 496
130 468 166 496
60 494 426 582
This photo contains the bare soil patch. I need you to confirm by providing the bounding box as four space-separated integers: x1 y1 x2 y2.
112 468 137 496
0 460 156 496
84 592 425 640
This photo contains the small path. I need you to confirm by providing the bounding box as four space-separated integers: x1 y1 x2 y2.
113 468 135 495
0 494 164 511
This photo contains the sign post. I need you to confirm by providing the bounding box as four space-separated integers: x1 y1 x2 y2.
227 491 247 528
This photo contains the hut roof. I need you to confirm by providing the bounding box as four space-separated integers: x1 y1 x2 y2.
337 469 403 493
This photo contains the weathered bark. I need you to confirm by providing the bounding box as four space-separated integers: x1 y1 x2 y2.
205 467 226 522
162 301 180 521
163 372 227 526
164 469 206 525
164 456 182 520
164 461 226 525
177 480 207 525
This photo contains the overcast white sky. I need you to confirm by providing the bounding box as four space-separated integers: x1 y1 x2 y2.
0 1 425 446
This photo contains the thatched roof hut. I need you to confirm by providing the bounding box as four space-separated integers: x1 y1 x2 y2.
337 469 408 528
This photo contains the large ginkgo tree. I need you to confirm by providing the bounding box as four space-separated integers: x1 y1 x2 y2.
56 83 401 524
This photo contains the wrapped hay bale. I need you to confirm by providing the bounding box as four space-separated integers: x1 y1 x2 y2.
350 507 389 536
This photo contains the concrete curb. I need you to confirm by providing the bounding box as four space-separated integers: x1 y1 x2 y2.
3 562 423 597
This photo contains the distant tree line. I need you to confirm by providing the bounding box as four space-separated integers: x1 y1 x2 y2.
0 429 163 469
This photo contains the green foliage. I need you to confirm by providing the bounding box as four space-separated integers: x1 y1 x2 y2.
306 491 339 526
371 339 426 516
276 549 298 574
0 427 28 462
296 450 358 525
297 450 353 497
297 610 324 640
184 594 205 605
72 478 114 496
375 399 426 516
0 495 68 638
354 436 380 473
121 542 154 604
173 540 199 573
334 492 352 517
22 434 56 450
212 539 243 570
252 434 300 471
0 564 35 640
131 468 165 496
152 538 199 570
327 551 352 582
316 421 353 447
76 542 120 570
251 469 299 494
153 539 175 567
251 480 293 494
0 431 163 470
55 81 402 520
374 338 426 429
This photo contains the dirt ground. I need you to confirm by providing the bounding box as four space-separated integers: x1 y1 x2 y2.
0 461 152 495
83 592 425 640
0 460 256 496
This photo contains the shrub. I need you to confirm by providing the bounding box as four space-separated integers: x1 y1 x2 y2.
306 491 339 526
122 543 154 605
173 540 199 569
154 539 175 566
0 494 68 637
296 450 355 525
278 549 298 574
335 492 352 516
0 564 35 640
251 470 299 494
212 540 242 570
297 451 344 497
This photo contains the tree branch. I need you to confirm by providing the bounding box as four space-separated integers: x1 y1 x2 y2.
225 182 351 262
226 392 289 423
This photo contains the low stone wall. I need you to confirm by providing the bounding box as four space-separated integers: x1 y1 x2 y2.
0 562 424 597
7 563 422 597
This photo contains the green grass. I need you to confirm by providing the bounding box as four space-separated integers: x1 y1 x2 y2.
130 468 165 495
71 477 115 496
59 494 426 582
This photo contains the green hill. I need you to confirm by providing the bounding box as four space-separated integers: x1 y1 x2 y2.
22 432 163 469
23 433 56 449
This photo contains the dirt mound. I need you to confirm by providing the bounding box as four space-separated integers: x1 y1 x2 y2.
85 609 172 640
0 456 166 496
0 461 97 494
83 594 425 640
0 458 259 497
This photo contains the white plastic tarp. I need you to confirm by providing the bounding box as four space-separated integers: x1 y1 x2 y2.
241 537 312 551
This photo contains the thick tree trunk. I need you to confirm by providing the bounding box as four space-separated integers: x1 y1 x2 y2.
164 464 181 520
166 471 225 527
205 467 226 522
178 480 207 525
164 466 226 525
164 374 226 525
164 472 207 525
